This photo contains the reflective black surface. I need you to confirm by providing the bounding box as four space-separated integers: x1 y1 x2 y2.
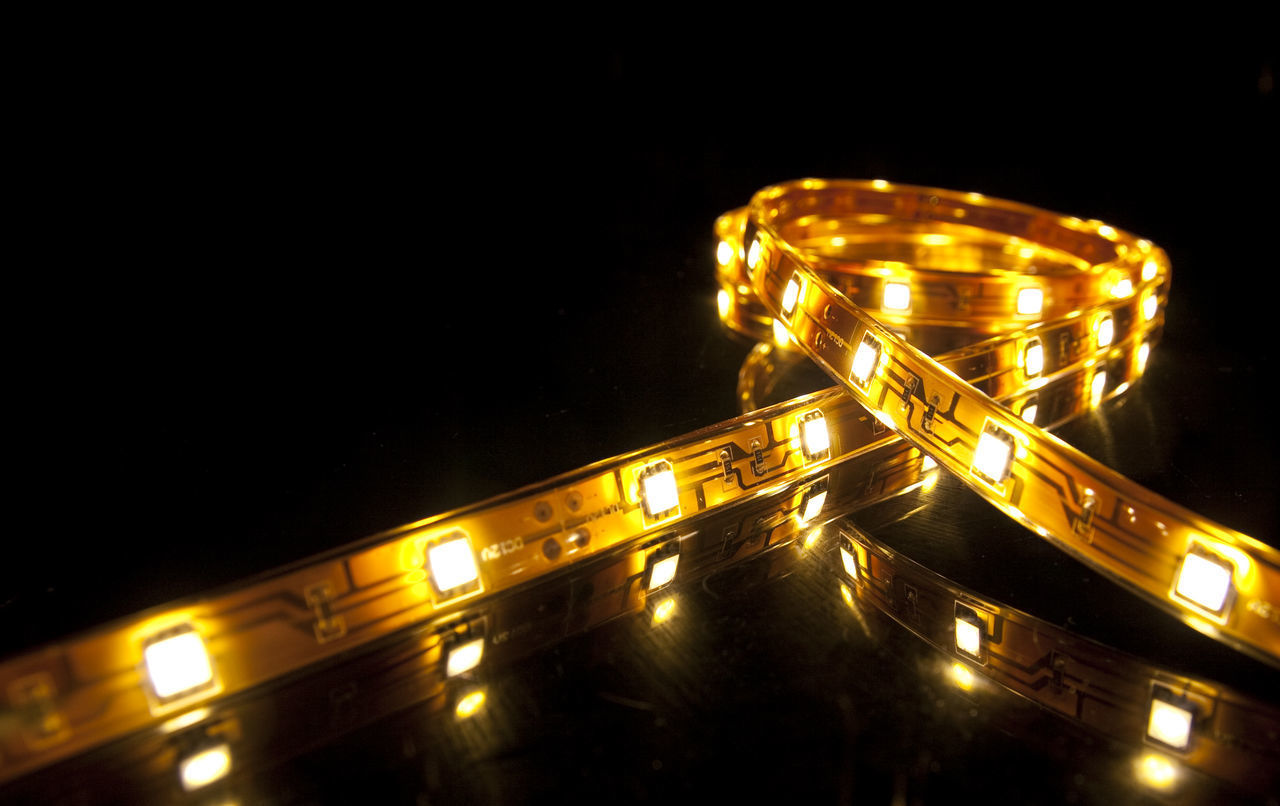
7 41 1277 804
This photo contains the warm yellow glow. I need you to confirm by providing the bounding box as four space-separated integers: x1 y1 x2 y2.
446 638 485 678
1147 699 1193 750
781 275 802 316
1111 277 1134 298
882 281 910 311
1175 551 1233 614
950 662 975 691
871 179 889 190
429 536 480 593
921 471 939 493
772 319 791 347
840 583 854 608
1090 371 1107 408
652 597 676 624
161 707 211 734
144 629 214 701
1024 341 1044 377
716 288 731 319
921 234 951 246
455 690 486 719
649 553 680 590
1097 224 1117 238
955 617 982 657
1095 314 1114 349
746 238 762 272
179 744 232 791
1143 291 1158 321
1016 287 1043 315
1136 753 1178 790
716 240 734 267
1142 259 1158 282
803 528 822 550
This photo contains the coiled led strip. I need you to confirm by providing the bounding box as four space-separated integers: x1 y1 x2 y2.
727 179 1279 666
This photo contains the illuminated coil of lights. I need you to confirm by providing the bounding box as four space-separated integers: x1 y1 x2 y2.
719 179 1277 667
832 521 1280 798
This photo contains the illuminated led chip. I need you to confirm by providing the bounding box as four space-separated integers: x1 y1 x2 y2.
639 460 680 519
179 744 231 792
716 240 734 267
882 281 910 311
954 603 985 660
799 410 830 463
1023 338 1044 378
144 627 215 702
428 533 480 596
1143 291 1158 321
1096 314 1114 349
1147 688 1195 751
772 318 791 346
840 547 858 578
1016 287 1043 315
746 238 762 272
1137 341 1151 373
971 420 1015 488
446 637 485 678
849 331 882 389
716 288 731 319
1142 259 1158 282
648 551 680 590
798 479 828 524
781 274 802 317
1020 398 1038 425
1090 370 1107 408
1173 547 1234 615
1111 277 1134 298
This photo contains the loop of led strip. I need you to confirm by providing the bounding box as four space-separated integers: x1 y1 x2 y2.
0 179 1272 785
729 178 1278 666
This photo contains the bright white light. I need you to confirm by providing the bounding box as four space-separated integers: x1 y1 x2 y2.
641 464 679 516
850 336 880 387
772 319 791 346
145 629 214 700
1111 277 1134 298
1096 315 1114 348
1021 403 1038 424
446 638 485 678
429 537 480 593
882 282 910 311
1091 371 1107 408
800 412 830 459
781 276 801 316
716 240 734 267
1138 342 1151 372
746 238 762 272
1175 551 1232 613
800 490 827 523
1024 341 1044 377
840 547 858 578
955 617 982 657
1143 292 1158 321
1142 260 1158 282
921 455 937 471
1016 287 1043 315
871 179 889 190
972 428 1013 484
1147 699 1193 750
716 288 731 319
179 744 231 792
649 553 680 590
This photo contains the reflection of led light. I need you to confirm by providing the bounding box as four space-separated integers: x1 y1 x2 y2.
972 423 1014 485
1174 550 1233 614
446 638 485 678
882 282 910 311
1020 402 1038 424
1137 341 1150 372
1016 287 1043 315
955 618 982 657
429 537 480 593
1090 371 1107 408
649 554 680 590
1111 277 1133 298
1143 291 1158 321
803 529 822 550
746 238 762 272
850 333 881 388
1142 259 1158 282
781 275 802 316
1096 314 1114 348
921 455 936 472
640 461 679 517
800 490 827 524
716 288 731 319
652 597 676 625
950 662 975 691
800 411 830 461
179 744 231 792
455 690 486 719
840 583 854 607
921 472 939 492
840 547 858 578
145 629 214 701
1024 340 1044 377
772 319 791 346
716 240 734 266
1136 753 1178 790
1147 699 1194 750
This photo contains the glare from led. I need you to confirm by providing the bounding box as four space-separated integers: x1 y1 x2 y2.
772 319 791 347
871 179 889 190
1138 341 1150 372
950 662 975 691
144 630 214 700
1024 341 1044 377
1147 699 1193 750
840 547 858 578
1020 403 1038 425
972 429 1013 485
800 412 830 459
1175 552 1233 614
1111 277 1134 298
921 455 937 472
803 528 822 550
179 744 232 792
1142 259 1158 282
800 490 827 524
1097 224 1116 238
652 597 676 625
649 553 680 590
716 240 734 266
921 472 939 492
882 281 910 311
640 463 680 516
1143 291 1158 321
429 537 480 593
955 617 982 657
746 238 762 272
716 288 731 319
1136 753 1178 790
850 335 880 388
781 275 801 316
921 234 950 246
1016 287 1043 315
455 690 486 719
1096 315 1114 349
446 638 485 678
1090 371 1107 408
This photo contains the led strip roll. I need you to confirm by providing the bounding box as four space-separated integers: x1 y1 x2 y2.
726 179 1279 666
831 520 1280 798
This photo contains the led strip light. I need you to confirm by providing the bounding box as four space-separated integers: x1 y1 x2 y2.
724 179 1278 666
1 179 1269 785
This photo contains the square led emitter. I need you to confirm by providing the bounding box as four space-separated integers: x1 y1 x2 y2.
799 410 830 462
648 552 680 590
1023 338 1044 378
955 617 982 658
971 420 1015 488
446 637 485 678
1173 547 1233 615
800 490 827 524
1096 314 1114 349
781 274 802 318
1016 287 1043 315
849 332 882 389
882 281 910 311
1147 691 1194 751
840 547 858 578
639 460 680 519
429 533 480 596
144 627 215 702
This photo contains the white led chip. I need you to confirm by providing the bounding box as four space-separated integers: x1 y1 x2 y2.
639 460 680 519
1137 341 1151 373
429 534 480 595
1090 370 1107 408
716 240 734 267
648 552 680 590
799 410 830 462
1143 291 1158 321
1147 697 1194 751
800 489 827 524
882 281 910 311
1023 338 1044 378
446 637 485 678
781 275 802 317
849 332 882 389
1096 314 1114 349
971 420 1015 488
179 744 232 791
1173 548 1233 615
955 617 982 658
144 627 215 702
746 238 762 272
840 547 858 578
1020 400 1038 425
1016 287 1043 315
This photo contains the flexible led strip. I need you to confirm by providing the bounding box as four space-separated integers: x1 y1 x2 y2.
832 520 1280 798
723 179 1279 667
